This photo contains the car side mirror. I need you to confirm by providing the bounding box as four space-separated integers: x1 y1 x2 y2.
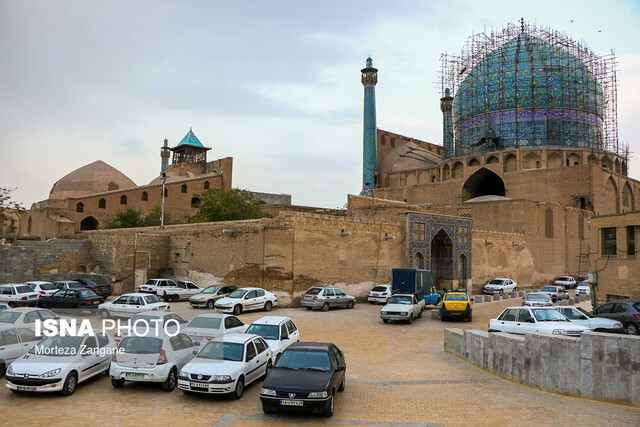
194 341 201 347
470 297 475 302
335 366 345 372
192 350 198 355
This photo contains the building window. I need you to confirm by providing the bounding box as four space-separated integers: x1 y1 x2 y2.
181 184 187 193
191 196 200 207
601 227 617 256
120 195 127 205
108 181 119 191
99 198 106 209
76 202 84 213
141 191 148 201
204 181 210 190
627 226 636 257
544 208 553 239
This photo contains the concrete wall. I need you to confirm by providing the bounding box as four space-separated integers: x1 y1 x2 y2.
444 328 640 405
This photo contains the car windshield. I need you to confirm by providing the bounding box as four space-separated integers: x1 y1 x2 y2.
275 350 332 372
16 286 34 293
30 336 83 356
144 280 156 285
526 294 549 300
540 286 555 292
38 283 57 290
559 308 587 320
227 290 247 299
305 288 322 296
78 289 98 298
489 279 505 285
557 277 570 281
119 337 163 354
532 309 568 322
144 295 161 304
68 283 84 289
444 294 468 301
187 317 222 329
198 341 243 361
202 286 220 295
245 324 279 340
371 286 388 292
388 296 412 305
0 312 20 323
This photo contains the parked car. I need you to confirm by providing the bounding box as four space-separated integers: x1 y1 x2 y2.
113 311 189 343
554 306 624 333
367 285 391 304
37 288 104 309
300 287 355 312
522 292 553 307
245 316 300 362
110 332 197 391
0 308 70 331
6 331 116 395
592 300 640 335
98 293 170 319
0 284 39 307
215 288 278 315
260 342 346 417
177 333 272 399
539 285 569 302
189 285 238 309
423 286 443 306
74 278 112 298
380 294 425 324
138 278 177 295
0 324 41 377
25 281 58 297
52 280 85 290
440 291 473 321
182 313 246 348
489 306 590 336
158 280 202 302
575 280 591 296
554 276 577 289
483 278 517 295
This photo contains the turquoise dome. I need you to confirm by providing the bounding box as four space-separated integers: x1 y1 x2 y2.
452 32 604 156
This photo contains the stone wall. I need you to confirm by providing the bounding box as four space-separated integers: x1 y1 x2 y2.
444 328 640 405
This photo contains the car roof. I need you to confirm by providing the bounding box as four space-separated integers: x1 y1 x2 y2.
251 316 290 325
131 311 177 318
604 299 640 304
120 293 157 297
444 291 468 295
0 284 24 287
506 306 555 310
25 281 52 285
288 342 334 351
192 313 228 319
525 292 550 296
3 307 44 312
214 333 260 344
491 278 510 280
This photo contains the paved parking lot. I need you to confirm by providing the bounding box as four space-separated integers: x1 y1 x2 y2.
1 298 639 426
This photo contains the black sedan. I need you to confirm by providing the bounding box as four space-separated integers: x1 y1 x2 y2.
260 342 346 417
37 289 104 309
593 300 640 335
74 278 112 298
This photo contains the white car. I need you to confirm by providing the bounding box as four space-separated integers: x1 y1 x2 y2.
554 276 577 289
554 306 624 333
189 285 238 309
576 281 591 296
483 278 517 295
6 331 116 395
110 332 197 391
182 313 247 348
178 333 272 399
0 308 70 331
98 293 170 319
112 311 189 344
138 278 177 295
25 281 59 297
0 284 40 307
368 285 392 304
215 288 278 315
489 306 591 336
157 280 202 302
245 316 299 363
0 324 41 377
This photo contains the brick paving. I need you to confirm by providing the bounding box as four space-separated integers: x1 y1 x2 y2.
1 298 639 426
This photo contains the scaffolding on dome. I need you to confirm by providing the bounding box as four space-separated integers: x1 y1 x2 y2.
437 20 627 160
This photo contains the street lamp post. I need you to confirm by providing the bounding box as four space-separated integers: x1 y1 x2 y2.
160 172 167 229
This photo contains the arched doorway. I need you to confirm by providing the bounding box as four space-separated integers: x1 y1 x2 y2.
415 251 425 269
430 229 453 287
462 168 506 201
80 216 99 231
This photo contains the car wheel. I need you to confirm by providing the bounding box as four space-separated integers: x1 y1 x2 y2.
382 319 388 323
8 302 16 308
182 390 196 396
418 308 423 318
440 316 447 322
499 290 503 296
305 306 312 310
346 300 354 309
264 301 273 312
386 298 390 304
407 314 413 324
338 373 345 392
625 322 639 335
111 378 125 388
513 287 518 293
206 300 215 309
467 314 473 322
0 363 5 378
231 376 244 400
321 302 329 312
369 301 374 304
172 295 180 302
233 305 242 315
99 309 110 320
162 368 177 392
262 404 274 414
61 371 78 396
322 393 334 417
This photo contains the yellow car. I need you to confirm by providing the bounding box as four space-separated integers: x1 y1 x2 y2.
440 292 473 322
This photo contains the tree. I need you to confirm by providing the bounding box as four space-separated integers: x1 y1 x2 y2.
143 205 173 227
0 187 24 234
190 189 271 223
104 207 145 229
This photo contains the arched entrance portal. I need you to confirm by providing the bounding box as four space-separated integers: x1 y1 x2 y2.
462 168 506 201
430 229 453 287
80 216 99 231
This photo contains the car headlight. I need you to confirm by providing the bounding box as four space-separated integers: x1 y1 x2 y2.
308 391 328 398
613 322 623 328
39 368 61 378
7 365 14 376
179 370 188 378
381 311 387 315
552 329 567 335
261 388 277 396
401 312 407 316
213 375 232 382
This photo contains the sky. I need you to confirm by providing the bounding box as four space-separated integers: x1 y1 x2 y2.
2 0 640 209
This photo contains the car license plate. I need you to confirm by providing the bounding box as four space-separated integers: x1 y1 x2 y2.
126 372 145 378
17 385 37 391
93 301 99 304
280 399 303 406
190 382 208 388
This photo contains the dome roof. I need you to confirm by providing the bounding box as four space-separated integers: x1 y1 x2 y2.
452 32 604 155
380 142 443 174
49 160 136 200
